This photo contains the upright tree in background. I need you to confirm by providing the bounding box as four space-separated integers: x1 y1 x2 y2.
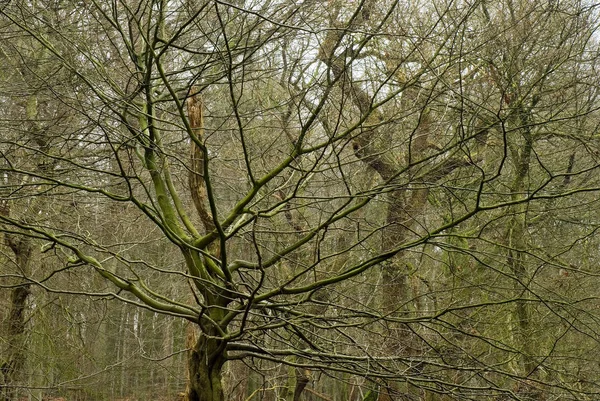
1 1 600 400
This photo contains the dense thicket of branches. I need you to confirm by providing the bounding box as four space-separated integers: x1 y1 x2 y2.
1 1 600 400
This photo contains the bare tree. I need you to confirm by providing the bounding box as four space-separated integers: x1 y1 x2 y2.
1 1 600 400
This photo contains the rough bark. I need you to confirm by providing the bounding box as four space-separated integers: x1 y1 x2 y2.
1 91 44 401
1 230 33 401
184 88 228 401
187 88 216 234
186 327 227 401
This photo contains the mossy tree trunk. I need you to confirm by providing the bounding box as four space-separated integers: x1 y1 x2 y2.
1 232 33 401
186 328 227 401
184 89 230 401
1 93 42 401
317 6 471 399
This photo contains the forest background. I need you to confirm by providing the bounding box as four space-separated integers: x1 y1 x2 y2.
1 0 600 400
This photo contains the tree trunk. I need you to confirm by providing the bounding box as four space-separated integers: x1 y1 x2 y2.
186 329 226 401
1 236 33 401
